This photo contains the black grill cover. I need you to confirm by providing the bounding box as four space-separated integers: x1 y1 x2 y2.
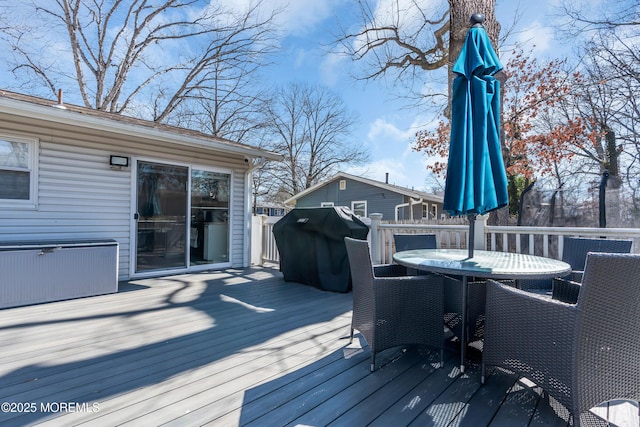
273 207 369 292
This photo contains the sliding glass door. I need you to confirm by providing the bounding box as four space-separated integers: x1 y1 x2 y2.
189 170 230 265
135 161 188 273
134 161 231 274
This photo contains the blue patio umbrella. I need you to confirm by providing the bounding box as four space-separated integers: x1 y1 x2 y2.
443 13 509 257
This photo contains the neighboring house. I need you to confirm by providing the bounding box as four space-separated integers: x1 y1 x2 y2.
254 202 287 217
0 90 281 280
284 172 445 221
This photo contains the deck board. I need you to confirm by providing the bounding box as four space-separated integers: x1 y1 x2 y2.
453 367 517 427
368 354 461 427
0 266 637 427
208 343 368 427
329 350 444 426
489 378 543 426
408 365 484 426
285 350 429 426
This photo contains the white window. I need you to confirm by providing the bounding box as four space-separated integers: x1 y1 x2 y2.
0 135 37 208
431 205 437 219
321 202 334 207
351 200 367 217
339 180 346 190
422 203 429 219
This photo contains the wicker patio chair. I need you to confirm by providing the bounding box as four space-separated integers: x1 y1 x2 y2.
344 237 445 372
392 234 489 341
520 236 632 295
393 233 437 251
551 237 632 303
440 276 489 343
482 253 640 427
393 233 437 276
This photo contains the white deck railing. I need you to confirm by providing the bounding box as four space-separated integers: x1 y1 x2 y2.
485 225 640 257
254 213 640 266
252 215 281 264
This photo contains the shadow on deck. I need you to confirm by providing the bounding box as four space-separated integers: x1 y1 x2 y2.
0 266 636 426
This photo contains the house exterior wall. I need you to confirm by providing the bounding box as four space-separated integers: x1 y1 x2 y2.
255 206 285 216
294 178 405 220
293 177 444 221
0 110 250 280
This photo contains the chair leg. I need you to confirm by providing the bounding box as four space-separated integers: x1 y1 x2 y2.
349 328 354 343
440 348 444 369
370 354 376 372
481 363 486 384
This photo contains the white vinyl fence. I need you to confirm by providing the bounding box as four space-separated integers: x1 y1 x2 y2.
253 213 640 266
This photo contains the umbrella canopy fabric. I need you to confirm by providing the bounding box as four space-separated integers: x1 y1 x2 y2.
443 24 508 217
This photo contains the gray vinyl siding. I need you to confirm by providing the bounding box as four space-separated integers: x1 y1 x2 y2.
0 111 249 280
295 178 405 220
412 203 423 220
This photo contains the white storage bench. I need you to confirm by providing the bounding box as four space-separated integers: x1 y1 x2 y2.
0 239 119 309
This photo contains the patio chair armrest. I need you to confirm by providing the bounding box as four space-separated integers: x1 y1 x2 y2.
374 273 442 292
552 277 581 304
373 274 444 307
487 278 574 308
373 263 408 277
484 279 578 367
569 270 583 282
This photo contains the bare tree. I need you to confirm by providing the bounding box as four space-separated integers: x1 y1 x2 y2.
575 38 640 223
164 61 271 143
334 0 499 110
557 1 640 223
1 0 279 124
335 0 506 224
559 0 640 33
260 83 369 198
335 0 450 81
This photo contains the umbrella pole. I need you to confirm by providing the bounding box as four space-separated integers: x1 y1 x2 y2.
460 274 468 373
461 214 476 372
468 214 475 258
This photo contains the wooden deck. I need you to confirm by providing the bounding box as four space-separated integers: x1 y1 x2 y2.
0 266 637 426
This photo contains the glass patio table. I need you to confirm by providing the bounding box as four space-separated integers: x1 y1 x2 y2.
392 249 571 372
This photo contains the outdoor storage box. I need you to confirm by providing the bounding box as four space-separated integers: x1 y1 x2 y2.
0 239 119 309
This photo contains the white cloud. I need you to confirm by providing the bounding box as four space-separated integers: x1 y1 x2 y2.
344 159 411 187
356 114 439 190
227 0 347 38
276 1 340 36
368 0 446 34
367 117 413 143
515 22 555 56
344 155 430 191
319 51 347 87
292 48 308 68
366 113 441 154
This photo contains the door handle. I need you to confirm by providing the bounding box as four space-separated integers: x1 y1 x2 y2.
134 213 139 220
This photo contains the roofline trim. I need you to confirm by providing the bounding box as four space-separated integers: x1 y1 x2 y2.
0 94 282 161
284 171 443 205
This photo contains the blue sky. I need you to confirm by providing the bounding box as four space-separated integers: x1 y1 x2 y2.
0 0 570 192
253 0 568 192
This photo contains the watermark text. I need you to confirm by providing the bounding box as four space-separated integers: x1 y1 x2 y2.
1 401 100 414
